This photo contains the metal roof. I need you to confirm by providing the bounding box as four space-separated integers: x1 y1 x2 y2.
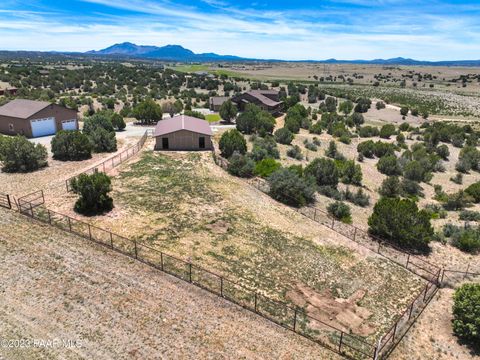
0 99 52 119
154 115 213 137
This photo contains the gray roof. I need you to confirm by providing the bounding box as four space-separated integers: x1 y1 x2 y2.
248 91 282 107
210 96 229 106
154 115 213 137
0 99 52 119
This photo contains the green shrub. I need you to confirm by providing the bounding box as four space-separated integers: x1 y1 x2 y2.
0 135 48 173
51 130 92 161
236 104 275 135
251 136 279 161
379 176 400 198
368 197 433 250
254 158 281 178
436 144 450 160
268 168 316 207
442 191 473 211
286 145 303 160
305 158 339 187
133 98 163 124
339 160 362 185
309 121 323 134
459 210 480 222
465 182 480 203
70 172 113 215
358 126 379 138
304 141 318 152
379 124 396 139
111 113 126 130
377 155 402 176
184 110 206 119
343 188 370 207
452 228 480 254
83 113 115 134
227 153 255 178
400 178 424 198
452 283 480 347
219 129 247 158
274 127 294 145
89 126 117 153
327 201 352 223
450 173 463 185
404 160 428 182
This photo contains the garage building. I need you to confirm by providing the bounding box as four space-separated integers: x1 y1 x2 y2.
154 115 213 151
0 99 78 138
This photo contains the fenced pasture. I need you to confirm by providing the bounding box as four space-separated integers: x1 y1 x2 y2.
13 200 378 359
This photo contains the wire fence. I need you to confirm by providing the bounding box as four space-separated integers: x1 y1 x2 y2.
17 190 45 214
376 269 440 358
213 153 441 284
0 192 11 209
14 200 378 359
65 129 153 192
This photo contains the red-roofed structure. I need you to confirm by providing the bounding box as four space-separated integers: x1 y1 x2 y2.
153 115 213 151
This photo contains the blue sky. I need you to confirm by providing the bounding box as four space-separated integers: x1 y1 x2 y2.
0 0 479 60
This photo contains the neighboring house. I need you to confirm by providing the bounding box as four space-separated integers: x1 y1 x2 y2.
231 90 283 114
154 114 213 151
0 88 18 96
0 99 78 138
209 96 229 112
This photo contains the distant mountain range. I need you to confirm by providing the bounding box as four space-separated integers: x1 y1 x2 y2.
85 43 480 66
86 42 246 61
1 42 479 66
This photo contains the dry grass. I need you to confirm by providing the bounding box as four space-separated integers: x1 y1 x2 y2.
47 150 425 342
0 207 343 360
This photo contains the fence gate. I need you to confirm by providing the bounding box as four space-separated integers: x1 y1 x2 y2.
0 193 11 209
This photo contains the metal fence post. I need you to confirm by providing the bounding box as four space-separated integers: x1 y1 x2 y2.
220 277 224 297
68 217 72 232
406 253 410 268
88 224 92 240
134 240 138 259
338 332 343 353
254 293 258 312
47 209 52 224
293 308 297 331
160 252 164 271
408 301 414 320
353 227 357 242
6 194 11 209
110 232 114 248
188 263 192 283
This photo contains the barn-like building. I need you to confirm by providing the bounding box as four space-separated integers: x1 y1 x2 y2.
154 115 213 151
0 99 78 138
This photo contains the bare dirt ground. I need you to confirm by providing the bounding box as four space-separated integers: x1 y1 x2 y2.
0 136 138 199
0 207 342 360
390 287 479 360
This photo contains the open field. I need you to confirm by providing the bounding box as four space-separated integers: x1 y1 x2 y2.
0 207 343 360
46 150 425 343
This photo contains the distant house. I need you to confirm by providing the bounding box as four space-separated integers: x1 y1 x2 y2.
0 99 78 138
232 90 283 114
154 115 213 151
209 96 229 112
0 87 18 96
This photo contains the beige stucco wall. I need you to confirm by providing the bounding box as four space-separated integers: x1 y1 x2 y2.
155 130 212 151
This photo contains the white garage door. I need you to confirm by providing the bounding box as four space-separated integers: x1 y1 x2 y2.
61 119 77 131
31 117 56 137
